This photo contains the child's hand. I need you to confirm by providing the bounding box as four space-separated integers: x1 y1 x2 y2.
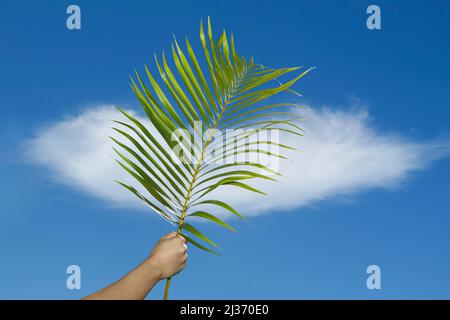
147 232 188 279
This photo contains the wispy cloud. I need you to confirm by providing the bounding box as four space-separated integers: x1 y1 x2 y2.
23 104 448 218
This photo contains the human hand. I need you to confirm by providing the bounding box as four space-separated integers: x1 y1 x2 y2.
147 232 188 280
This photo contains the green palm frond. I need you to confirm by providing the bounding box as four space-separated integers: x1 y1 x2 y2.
112 17 312 298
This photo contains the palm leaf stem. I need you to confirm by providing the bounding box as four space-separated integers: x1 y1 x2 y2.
163 68 245 299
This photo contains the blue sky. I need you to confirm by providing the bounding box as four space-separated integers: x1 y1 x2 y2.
1 0 450 299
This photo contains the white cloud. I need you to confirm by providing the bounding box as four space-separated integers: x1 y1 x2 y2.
24 106 138 205
24 104 448 218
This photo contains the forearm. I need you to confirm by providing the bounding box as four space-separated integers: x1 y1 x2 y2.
83 258 162 300
83 232 186 300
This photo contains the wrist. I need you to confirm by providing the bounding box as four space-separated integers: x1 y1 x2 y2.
143 257 164 281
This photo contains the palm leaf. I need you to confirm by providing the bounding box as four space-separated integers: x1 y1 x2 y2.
111 17 312 299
